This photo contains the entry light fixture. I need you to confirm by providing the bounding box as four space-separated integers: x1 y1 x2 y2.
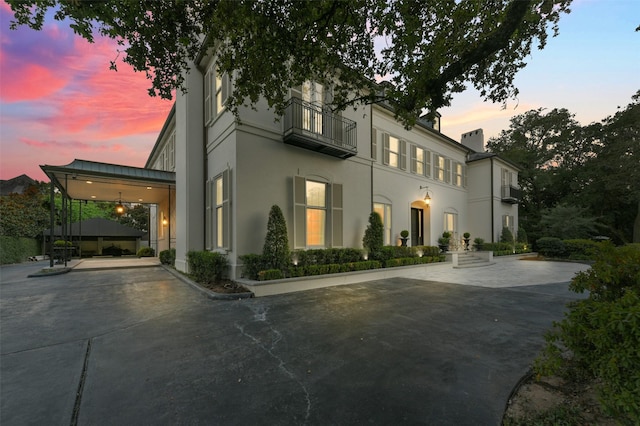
115 192 125 215
420 185 431 205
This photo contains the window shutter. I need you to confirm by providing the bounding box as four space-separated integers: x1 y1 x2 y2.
433 154 440 180
425 150 431 177
410 145 417 174
371 129 378 161
382 133 390 165
204 69 212 124
332 183 343 247
463 165 467 188
205 179 213 250
444 159 451 183
400 140 407 170
221 73 230 108
222 169 231 249
293 176 306 249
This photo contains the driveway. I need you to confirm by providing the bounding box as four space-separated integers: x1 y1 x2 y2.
1 259 588 425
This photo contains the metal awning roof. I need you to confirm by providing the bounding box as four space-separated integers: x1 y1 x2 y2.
41 159 175 204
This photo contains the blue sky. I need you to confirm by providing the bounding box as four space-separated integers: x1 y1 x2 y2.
1 0 638 181
441 0 640 142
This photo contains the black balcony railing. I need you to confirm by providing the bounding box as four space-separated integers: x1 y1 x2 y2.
283 98 357 159
501 185 521 204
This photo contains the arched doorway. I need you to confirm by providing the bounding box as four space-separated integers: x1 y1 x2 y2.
410 200 430 246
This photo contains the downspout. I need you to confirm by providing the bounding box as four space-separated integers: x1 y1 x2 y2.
370 105 374 210
490 157 495 243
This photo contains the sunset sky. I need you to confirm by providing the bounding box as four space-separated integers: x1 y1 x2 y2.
1 0 638 182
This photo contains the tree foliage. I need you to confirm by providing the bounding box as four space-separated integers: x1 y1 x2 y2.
7 0 571 126
536 244 640 423
487 92 640 243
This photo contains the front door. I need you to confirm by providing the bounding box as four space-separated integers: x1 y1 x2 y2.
411 208 424 246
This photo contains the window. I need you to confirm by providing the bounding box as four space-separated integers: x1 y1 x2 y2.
454 162 466 187
302 81 324 133
293 176 343 249
502 168 516 187
382 133 407 169
306 181 326 246
411 145 428 176
205 64 229 125
373 202 392 245
502 215 515 232
206 170 231 250
434 155 451 183
444 212 457 237
168 132 175 170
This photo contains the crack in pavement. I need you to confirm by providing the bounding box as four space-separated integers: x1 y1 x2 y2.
235 304 312 424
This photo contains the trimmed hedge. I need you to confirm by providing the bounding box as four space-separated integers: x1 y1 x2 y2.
563 239 603 260
0 236 40 264
187 251 228 285
159 248 176 265
288 260 382 277
481 242 530 256
241 246 444 281
536 237 567 258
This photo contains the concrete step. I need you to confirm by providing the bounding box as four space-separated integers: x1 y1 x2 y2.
452 252 495 269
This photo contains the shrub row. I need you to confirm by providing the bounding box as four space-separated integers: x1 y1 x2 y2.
287 260 382 278
0 236 40 264
187 250 228 285
481 242 530 256
383 256 444 267
536 237 604 260
241 246 443 281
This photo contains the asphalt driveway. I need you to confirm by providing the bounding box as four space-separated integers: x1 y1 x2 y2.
1 260 586 425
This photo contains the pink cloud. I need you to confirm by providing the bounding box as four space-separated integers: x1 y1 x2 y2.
0 58 69 102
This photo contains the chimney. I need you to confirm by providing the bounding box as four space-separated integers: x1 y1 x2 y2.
461 129 484 152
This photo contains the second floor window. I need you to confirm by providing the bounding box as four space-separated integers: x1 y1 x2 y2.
205 64 229 125
382 133 407 169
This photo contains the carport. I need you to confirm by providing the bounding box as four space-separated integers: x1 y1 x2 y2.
41 159 176 267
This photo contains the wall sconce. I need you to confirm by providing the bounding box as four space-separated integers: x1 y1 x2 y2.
162 216 168 226
420 185 431 205
115 192 125 215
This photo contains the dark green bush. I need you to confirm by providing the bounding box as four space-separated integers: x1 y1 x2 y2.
258 269 284 281
500 227 514 243
563 239 602 260
517 227 528 244
536 237 567 258
536 244 640 423
473 237 485 250
137 247 155 257
187 251 228 285
159 248 175 265
0 236 40 264
240 253 265 280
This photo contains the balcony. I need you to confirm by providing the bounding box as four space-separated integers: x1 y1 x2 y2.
283 98 357 159
501 185 522 204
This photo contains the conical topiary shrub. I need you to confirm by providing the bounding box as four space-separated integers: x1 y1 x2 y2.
363 212 384 259
262 205 290 271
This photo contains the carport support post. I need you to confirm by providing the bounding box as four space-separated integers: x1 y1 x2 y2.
49 179 55 268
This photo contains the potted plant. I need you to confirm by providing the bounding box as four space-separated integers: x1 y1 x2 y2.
463 232 471 250
437 231 451 253
473 237 484 251
399 230 409 247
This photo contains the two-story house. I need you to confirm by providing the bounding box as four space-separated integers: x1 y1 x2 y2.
145 54 520 278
